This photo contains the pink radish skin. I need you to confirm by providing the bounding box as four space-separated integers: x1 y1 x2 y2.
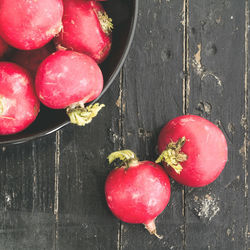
55 0 112 63
105 150 171 238
0 62 40 135
35 50 104 126
10 44 55 77
157 115 228 187
0 0 63 50
35 50 103 109
0 36 8 58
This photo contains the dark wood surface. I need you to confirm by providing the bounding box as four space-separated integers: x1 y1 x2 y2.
0 0 249 249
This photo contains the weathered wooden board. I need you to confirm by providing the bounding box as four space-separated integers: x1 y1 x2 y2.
247 1 250 249
119 0 186 249
0 0 249 250
0 137 56 250
185 0 248 250
55 80 121 250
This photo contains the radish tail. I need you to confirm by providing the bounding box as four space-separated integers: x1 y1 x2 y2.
144 219 163 239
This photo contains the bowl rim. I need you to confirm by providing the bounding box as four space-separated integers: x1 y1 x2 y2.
1 0 139 146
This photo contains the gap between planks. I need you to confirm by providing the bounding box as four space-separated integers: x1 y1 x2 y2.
117 69 125 250
182 0 190 115
32 142 38 213
54 131 60 250
182 0 189 249
244 1 249 249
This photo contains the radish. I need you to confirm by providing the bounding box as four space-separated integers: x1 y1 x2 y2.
0 0 63 50
35 50 104 126
0 62 40 135
156 115 228 187
0 36 8 58
55 0 112 63
10 44 55 77
105 150 171 238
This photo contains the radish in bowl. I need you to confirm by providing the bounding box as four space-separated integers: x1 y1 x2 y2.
0 36 8 58
0 62 40 135
0 0 138 145
10 44 55 77
35 50 104 126
0 0 63 50
55 0 112 63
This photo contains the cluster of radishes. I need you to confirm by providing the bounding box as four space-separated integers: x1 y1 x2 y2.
105 115 228 238
0 0 112 135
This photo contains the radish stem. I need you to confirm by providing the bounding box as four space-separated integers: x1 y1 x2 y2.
97 11 113 35
66 103 105 126
108 150 138 167
156 137 187 174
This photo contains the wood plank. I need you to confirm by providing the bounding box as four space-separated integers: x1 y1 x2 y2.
246 1 250 248
120 0 185 249
0 136 56 250
185 0 247 249
56 80 121 250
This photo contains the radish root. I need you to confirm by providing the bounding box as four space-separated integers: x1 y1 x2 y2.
144 220 163 239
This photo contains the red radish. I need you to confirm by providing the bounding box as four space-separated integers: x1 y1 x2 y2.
10 44 55 77
0 36 8 58
0 62 40 135
55 0 112 63
0 0 63 50
105 150 171 238
156 115 228 187
35 50 104 126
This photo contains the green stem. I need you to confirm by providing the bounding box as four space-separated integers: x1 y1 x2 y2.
97 11 113 35
155 137 187 174
66 103 105 126
108 150 138 167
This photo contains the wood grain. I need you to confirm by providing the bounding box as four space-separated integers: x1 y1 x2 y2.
0 137 56 250
185 0 248 249
246 1 250 249
119 0 185 249
55 80 121 250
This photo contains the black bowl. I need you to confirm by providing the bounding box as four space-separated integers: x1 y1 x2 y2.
0 0 138 145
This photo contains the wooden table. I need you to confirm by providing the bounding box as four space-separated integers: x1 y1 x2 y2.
0 0 249 249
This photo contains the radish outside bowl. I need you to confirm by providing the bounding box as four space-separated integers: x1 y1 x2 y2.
0 0 138 145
